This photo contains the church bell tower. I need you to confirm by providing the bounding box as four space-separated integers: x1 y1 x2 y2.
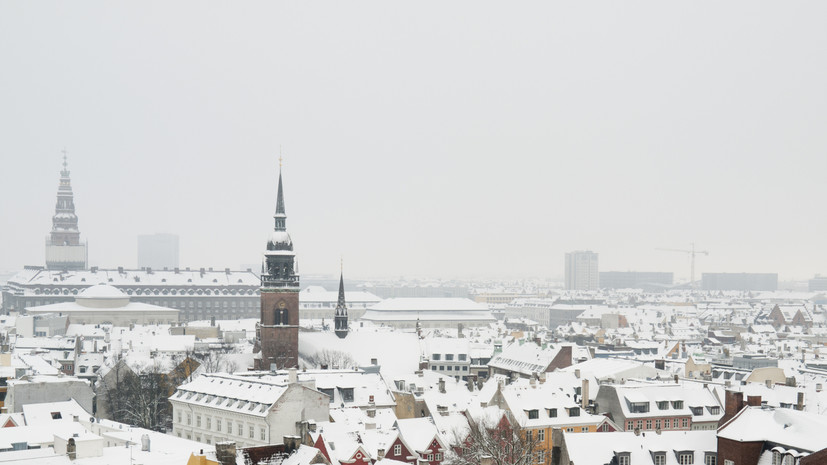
255 160 300 370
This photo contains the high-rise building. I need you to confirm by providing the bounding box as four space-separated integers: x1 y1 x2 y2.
137 233 179 270
45 154 87 271
564 251 598 291
255 164 300 370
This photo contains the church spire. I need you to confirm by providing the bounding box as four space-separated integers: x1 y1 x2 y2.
274 160 287 231
334 260 349 339
46 150 87 270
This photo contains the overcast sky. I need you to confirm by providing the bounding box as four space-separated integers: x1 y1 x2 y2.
1 2 826 282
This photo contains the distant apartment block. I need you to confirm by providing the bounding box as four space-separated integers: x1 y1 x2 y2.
138 233 180 270
701 272 778 291
565 251 598 291
809 275 827 292
599 271 673 290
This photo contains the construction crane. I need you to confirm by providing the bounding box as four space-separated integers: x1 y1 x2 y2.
656 243 709 290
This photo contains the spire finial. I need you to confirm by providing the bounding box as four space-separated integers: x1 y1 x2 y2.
61 148 68 170
340 255 343 274
279 146 283 169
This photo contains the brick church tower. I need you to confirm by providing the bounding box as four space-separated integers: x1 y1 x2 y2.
255 162 300 370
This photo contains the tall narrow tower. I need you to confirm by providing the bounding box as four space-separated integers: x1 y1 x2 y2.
45 152 88 270
255 161 300 370
334 267 349 339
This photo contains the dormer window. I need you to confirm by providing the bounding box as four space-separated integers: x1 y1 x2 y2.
568 407 580 417
547 408 557 418
615 452 630 465
691 407 704 416
672 401 684 409
630 402 649 413
657 401 669 410
653 452 666 465
527 409 539 419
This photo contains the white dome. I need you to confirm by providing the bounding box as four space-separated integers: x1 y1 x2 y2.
78 284 127 299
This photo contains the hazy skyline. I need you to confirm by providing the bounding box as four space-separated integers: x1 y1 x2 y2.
2 2 826 281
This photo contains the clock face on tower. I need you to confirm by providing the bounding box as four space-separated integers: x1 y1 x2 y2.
278 301 286 309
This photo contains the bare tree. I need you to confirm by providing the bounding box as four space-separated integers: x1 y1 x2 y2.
301 349 356 369
446 413 541 465
197 351 240 374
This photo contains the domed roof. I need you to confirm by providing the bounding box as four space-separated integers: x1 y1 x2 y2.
267 230 293 251
77 284 128 299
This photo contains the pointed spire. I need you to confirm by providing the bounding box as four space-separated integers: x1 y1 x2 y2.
274 157 287 231
335 259 349 338
336 269 347 313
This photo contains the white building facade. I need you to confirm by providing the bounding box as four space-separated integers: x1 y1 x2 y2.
169 373 329 448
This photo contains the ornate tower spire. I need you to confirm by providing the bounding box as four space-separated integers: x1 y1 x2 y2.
256 154 300 370
274 158 287 231
334 260 349 339
46 151 87 270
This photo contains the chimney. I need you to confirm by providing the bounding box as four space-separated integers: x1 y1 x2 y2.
747 395 762 407
371 358 378 366
141 434 150 452
674 375 679 383
216 442 236 465
722 391 744 425
211 316 216 327
438 378 446 394
796 392 805 411
817 383 823 392
378 448 386 460
539 372 546 384
765 379 772 388
574 369 580 379
551 428 564 465
288 368 298 384
581 379 589 410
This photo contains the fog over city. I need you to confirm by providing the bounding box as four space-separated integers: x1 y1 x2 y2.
2 2 826 281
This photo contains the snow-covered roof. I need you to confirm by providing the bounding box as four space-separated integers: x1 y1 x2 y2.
487 342 570 376
170 373 289 417
563 430 717 465
718 406 827 452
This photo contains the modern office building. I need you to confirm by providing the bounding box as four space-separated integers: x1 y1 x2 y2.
138 233 180 270
599 271 673 290
809 275 827 292
565 251 599 291
701 273 778 291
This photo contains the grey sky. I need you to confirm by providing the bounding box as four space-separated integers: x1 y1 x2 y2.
1 2 826 281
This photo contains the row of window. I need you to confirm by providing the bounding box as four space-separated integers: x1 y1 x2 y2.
618 452 715 465
626 417 689 431
526 407 580 419
431 354 468 361
431 365 469 372
177 411 266 441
